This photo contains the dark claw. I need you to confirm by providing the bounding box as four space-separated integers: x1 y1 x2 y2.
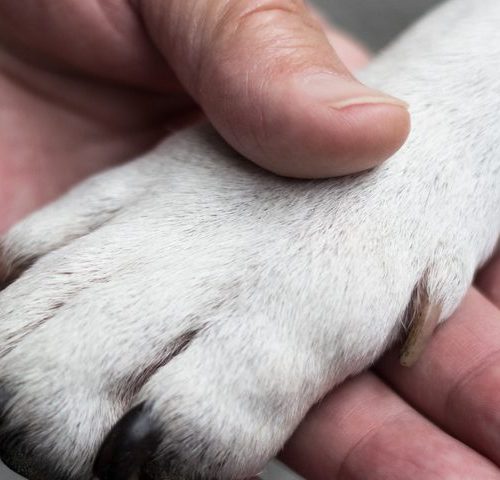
93 403 161 480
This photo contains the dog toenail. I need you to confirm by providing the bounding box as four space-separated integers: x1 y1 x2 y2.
93 403 160 480
400 292 441 367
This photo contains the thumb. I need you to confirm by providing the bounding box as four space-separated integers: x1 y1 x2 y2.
136 0 410 178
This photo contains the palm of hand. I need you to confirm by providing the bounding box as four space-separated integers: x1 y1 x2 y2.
0 0 195 231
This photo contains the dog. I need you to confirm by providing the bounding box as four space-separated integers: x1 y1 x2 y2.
0 0 499 478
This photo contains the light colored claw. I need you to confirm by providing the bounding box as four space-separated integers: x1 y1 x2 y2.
400 293 441 367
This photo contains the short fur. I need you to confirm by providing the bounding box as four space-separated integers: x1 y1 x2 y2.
0 0 499 478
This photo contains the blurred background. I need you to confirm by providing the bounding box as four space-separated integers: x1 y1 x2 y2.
0 0 442 479
316 0 440 50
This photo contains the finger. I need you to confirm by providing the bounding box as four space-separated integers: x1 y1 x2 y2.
135 0 410 178
309 6 371 71
323 27 371 71
377 288 500 466
475 251 500 307
280 372 500 479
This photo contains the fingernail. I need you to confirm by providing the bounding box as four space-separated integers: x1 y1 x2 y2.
331 95 409 109
294 72 409 110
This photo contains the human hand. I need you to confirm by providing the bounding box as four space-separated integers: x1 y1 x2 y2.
1 3 497 480
0 0 409 231
280 254 500 479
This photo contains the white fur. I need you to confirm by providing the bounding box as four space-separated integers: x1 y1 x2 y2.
0 0 499 478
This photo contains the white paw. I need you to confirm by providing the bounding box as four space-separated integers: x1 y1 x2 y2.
1 1 499 479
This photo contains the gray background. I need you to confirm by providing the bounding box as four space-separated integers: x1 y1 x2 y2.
0 0 441 478
316 0 441 50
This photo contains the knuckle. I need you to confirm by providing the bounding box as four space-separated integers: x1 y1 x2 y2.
225 0 314 33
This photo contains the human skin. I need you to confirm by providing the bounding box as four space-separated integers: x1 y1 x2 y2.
281 273 500 479
0 2 498 479
0 0 410 228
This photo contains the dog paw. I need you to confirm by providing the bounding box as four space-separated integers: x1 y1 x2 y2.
1 1 500 478
2 129 343 479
